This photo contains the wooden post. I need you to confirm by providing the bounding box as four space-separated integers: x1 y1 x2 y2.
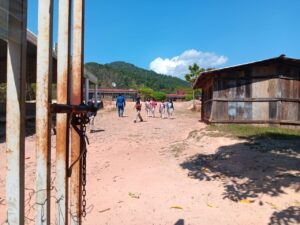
278 76 282 122
6 0 27 224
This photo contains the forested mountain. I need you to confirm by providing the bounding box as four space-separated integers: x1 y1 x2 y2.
85 61 189 93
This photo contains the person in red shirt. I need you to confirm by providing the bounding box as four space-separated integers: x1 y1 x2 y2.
149 98 157 117
134 98 143 123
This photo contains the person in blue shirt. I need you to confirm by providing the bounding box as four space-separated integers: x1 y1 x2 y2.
116 94 126 117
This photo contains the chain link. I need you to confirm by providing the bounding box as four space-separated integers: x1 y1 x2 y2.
81 117 88 218
69 111 89 219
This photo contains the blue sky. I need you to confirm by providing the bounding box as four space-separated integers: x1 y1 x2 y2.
28 0 300 78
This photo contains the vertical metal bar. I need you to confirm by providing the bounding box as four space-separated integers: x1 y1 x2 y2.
201 91 204 121
56 0 71 224
35 0 53 224
85 78 89 103
6 0 27 224
70 0 84 224
94 83 98 106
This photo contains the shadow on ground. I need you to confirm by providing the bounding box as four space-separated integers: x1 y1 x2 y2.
269 206 300 225
174 219 184 225
180 132 300 224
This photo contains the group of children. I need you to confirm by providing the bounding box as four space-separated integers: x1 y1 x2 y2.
87 95 175 132
115 93 175 123
134 98 175 123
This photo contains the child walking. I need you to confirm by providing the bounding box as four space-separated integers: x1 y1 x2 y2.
167 99 174 118
159 100 165 118
134 98 143 123
145 99 151 117
150 99 157 117
87 100 98 133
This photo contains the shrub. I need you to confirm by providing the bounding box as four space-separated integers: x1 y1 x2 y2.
185 94 193 101
151 91 166 101
139 87 154 100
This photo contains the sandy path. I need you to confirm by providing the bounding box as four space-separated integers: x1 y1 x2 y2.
85 102 206 225
1 102 299 225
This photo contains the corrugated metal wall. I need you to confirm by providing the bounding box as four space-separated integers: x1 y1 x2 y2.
202 63 300 125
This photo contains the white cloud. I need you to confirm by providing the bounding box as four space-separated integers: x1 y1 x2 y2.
149 49 228 79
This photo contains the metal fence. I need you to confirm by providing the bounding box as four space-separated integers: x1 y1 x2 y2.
2 0 94 224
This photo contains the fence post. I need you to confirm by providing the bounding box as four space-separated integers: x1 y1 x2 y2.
94 83 98 106
56 0 71 224
35 0 53 224
85 78 89 103
5 0 27 224
70 0 85 224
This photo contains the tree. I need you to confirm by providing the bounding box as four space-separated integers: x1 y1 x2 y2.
151 91 166 101
185 63 205 108
185 63 205 84
139 87 154 100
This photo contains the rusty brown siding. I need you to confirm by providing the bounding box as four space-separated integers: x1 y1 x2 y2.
202 79 213 122
201 61 300 126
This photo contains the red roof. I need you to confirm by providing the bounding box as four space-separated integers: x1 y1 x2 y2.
166 89 187 98
89 88 138 94
176 89 186 95
166 94 186 98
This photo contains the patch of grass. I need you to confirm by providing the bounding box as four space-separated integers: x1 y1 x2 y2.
208 124 300 140
170 142 188 157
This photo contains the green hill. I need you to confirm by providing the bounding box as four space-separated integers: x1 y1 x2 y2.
85 61 189 93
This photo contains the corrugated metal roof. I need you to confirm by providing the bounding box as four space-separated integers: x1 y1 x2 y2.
193 55 300 89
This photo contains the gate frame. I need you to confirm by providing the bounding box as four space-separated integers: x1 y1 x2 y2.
5 0 27 224
4 0 94 224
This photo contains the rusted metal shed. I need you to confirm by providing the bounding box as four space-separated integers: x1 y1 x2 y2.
193 55 300 126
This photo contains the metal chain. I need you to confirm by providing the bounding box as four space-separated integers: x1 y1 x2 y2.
81 116 88 218
69 112 89 219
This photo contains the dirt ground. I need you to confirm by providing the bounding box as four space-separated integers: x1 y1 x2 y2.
0 101 299 225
